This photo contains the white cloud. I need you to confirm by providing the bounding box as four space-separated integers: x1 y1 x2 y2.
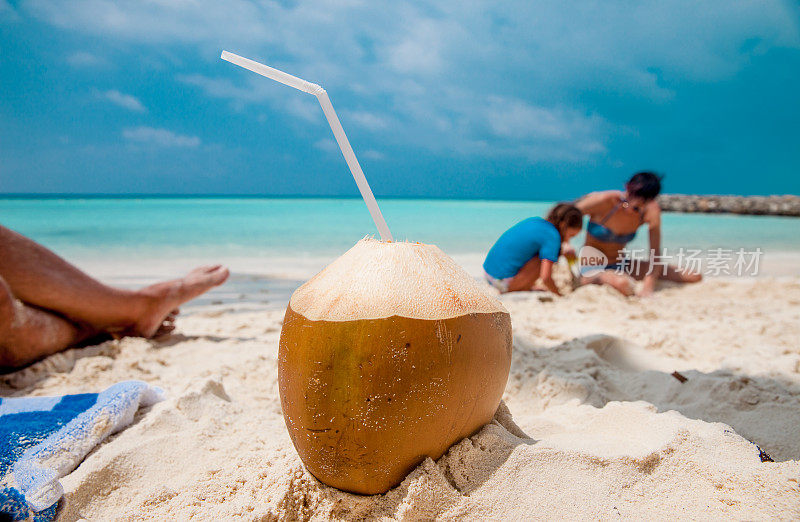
343 110 389 131
24 0 274 45
24 0 800 162
24 2 800 87
66 51 105 68
486 98 572 140
123 127 201 148
98 89 146 112
179 74 266 104
485 97 603 142
285 98 321 124
0 0 18 20
179 73 321 123
314 138 338 153
384 18 456 76
363 149 386 160
316 140 384 161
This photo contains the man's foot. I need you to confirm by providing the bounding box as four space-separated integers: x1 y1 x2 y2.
130 266 229 338
152 309 179 338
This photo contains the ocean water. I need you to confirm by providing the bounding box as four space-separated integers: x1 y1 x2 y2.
1 197 798 282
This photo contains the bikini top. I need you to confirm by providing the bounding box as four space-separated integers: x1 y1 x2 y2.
586 200 642 244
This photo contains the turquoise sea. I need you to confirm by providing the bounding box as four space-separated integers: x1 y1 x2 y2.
1 197 798 283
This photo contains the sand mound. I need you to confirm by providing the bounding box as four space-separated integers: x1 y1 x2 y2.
2 278 798 519
50 385 800 520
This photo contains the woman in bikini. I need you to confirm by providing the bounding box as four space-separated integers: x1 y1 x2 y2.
575 171 701 297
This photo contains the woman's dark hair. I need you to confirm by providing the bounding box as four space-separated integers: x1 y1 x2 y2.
546 202 583 233
626 171 663 200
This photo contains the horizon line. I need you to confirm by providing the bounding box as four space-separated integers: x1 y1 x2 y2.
1 192 798 201
0 193 554 203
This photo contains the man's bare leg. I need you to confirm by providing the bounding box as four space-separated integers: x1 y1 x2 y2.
0 225 229 337
0 275 97 368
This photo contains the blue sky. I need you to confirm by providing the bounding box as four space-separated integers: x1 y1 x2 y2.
1 1 799 199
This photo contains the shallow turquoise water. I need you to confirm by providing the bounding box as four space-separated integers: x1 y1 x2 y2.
1 197 798 274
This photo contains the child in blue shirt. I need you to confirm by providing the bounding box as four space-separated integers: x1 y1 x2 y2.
483 203 582 295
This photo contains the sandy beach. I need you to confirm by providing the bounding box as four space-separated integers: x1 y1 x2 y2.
4 0 800 517
2 272 798 520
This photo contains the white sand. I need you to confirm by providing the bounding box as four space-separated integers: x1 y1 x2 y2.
2 275 799 520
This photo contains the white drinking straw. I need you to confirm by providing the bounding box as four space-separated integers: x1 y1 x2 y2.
221 51 393 242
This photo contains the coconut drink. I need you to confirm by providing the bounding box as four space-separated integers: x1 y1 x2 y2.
222 52 512 494
278 238 512 494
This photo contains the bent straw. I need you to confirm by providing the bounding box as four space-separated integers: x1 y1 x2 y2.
221 51 393 242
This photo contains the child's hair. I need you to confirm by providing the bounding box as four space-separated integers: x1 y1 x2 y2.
626 171 663 200
546 203 583 233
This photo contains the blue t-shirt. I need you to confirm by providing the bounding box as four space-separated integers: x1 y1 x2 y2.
483 217 562 279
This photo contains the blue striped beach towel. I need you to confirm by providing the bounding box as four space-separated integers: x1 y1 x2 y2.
0 381 164 521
